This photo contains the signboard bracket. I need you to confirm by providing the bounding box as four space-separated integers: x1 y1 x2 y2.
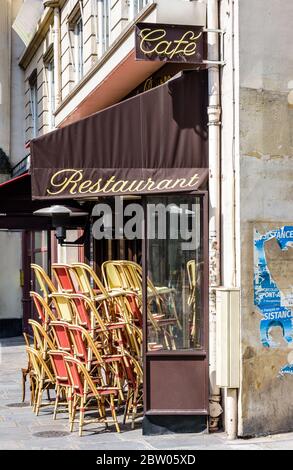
203 28 226 66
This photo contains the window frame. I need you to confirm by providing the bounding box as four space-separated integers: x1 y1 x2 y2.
96 0 110 57
142 191 209 417
47 57 55 130
74 16 84 83
129 0 150 20
28 70 38 138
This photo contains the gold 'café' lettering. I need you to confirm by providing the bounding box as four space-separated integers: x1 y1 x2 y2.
46 169 200 196
139 28 202 59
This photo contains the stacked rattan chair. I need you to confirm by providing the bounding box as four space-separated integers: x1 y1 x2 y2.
24 262 144 436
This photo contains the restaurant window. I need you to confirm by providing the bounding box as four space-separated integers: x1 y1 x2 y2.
27 231 50 297
146 195 204 351
29 70 38 138
46 58 55 129
74 16 84 82
22 230 51 332
33 231 49 274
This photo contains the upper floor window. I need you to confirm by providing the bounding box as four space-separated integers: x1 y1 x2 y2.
94 0 150 59
29 70 38 138
47 58 55 129
129 0 150 20
45 24 54 51
96 0 110 57
74 17 84 82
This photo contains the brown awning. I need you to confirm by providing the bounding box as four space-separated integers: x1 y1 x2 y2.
30 70 208 200
0 173 88 229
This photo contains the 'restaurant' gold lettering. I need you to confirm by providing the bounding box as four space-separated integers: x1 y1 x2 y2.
111 180 130 193
102 176 116 193
89 178 102 193
139 28 202 59
139 178 156 192
126 180 142 192
156 179 174 190
170 178 187 189
133 180 149 192
78 180 92 193
47 169 83 195
187 174 199 187
46 170 202 196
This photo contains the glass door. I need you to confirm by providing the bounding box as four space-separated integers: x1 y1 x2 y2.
143 192 208 427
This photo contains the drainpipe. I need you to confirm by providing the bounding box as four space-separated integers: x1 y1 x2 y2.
225 0 238 441
207 0 222 432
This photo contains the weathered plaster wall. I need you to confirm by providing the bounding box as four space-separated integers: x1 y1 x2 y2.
0 0 24 166
10 0 25 167
0 2 23 330
0 231 22 320
0 0 11 157
238 0 293 436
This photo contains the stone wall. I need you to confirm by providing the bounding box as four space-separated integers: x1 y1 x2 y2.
238 0 293 436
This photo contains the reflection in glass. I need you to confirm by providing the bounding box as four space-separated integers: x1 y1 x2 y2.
146 196 203 351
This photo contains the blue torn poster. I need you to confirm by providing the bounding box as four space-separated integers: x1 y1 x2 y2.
254 226 293 375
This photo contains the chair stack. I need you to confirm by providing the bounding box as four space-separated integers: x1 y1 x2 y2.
24 260 177 436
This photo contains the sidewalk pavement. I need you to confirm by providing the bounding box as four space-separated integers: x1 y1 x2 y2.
0 336 292 450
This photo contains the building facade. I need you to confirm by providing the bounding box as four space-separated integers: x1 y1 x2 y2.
0 0 292 438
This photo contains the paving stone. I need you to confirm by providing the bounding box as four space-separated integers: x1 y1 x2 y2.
0 440 25 450
257 441 293 450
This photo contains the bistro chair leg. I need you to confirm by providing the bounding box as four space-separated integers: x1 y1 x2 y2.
131 386 140 430
163 329 170 350
169 325 177 350
31 376 37 407
36 381 43 416
110 395 120 433
123 390 132 425
173 296 182 331
67 389 72 422
29 378 34 407
79 396 85 437
21 369 27 402
33 381 40 414
100 398 108 429
113 363 124 402
70 395 77 432
53 385 60 420
34 386 39 414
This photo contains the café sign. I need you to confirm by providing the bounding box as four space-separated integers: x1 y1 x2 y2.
135 23 205 64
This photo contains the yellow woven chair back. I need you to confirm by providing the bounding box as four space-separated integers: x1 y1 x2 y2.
26 346 55 383
50 293 75 323
31 264 56 303
71 262 108 298
102 260 142 291
28 319 55 353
